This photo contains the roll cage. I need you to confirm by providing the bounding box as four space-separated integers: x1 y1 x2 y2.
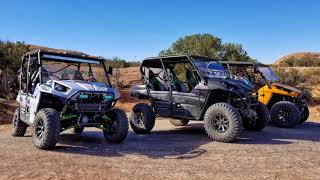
140 55 220 87
19 50 113 93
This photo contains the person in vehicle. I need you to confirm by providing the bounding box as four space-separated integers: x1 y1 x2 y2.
171 71 187 93
186 69 198 90
234 68 253 87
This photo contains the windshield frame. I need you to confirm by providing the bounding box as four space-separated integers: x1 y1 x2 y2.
256 65 280 84
38 52 112 87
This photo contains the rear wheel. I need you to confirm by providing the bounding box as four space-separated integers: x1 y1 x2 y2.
103 109 128 143
243 102 270 131
11 108 28 137
169 119 189 126
270 101 300 128
299 106 309 124
32 108 61 150
129 103 155 134
203 103 242 143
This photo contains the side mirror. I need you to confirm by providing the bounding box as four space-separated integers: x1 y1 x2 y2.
108 66 113 76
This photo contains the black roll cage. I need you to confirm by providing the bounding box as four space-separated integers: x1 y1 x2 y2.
140 55 218 87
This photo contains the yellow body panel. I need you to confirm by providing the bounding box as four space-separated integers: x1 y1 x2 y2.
258 83 301 105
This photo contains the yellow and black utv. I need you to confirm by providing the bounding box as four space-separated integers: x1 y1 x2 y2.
220 61 310 128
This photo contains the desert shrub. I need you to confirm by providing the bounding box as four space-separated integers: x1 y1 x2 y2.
105 57 141 68
272 67 304 86
0 41 30 99
111 69 125 90
272 67 320 87
303 68 320 86
279 54 320 67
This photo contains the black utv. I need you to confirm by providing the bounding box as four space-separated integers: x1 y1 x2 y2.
130 55 270 143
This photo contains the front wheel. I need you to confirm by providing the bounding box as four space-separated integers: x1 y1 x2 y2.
203 103 242 143
103 109 128 143
32 108 61 150
270 101 300 128
243 102 270 131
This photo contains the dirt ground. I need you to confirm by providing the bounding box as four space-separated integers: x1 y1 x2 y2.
1 118 320 180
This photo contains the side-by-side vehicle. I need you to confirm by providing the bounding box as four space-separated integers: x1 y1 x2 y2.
130 55 270 143
220 61 310 128
12 50 128 149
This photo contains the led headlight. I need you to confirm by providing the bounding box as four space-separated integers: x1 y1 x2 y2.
54 83 69 92
103 93 114 102
221 82 234 91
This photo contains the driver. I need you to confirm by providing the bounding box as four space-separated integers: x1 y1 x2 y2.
234 68 253 87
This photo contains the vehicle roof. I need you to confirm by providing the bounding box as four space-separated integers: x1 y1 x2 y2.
220 61 268 67
142 55 219 68
24 49 105 63
144 54 219 61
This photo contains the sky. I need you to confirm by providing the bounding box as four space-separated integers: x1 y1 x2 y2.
0 0 319 63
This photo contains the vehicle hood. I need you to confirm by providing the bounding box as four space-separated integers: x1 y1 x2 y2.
225 79 252 92
46 80 120 99
207 78 252 92
271 83 302 94
56 80 109 91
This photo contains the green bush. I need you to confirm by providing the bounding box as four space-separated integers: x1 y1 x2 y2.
0 41 30 99
160 33 255 62
105 57 141 68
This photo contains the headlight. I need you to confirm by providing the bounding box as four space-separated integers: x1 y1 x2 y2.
221 82 235 91
103 94 114 101
54 83 69 92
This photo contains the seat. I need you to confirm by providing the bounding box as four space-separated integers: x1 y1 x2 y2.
61 71 70 80
72 70 84 80
149 71 166 91
172 74 187 93
42 68 50 83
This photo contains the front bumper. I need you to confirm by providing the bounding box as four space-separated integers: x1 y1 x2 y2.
68 91 115 113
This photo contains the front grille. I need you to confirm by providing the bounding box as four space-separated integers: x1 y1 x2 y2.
76 103 109 112
71 91 114 112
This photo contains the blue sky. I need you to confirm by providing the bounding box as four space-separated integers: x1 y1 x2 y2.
0 0 319 63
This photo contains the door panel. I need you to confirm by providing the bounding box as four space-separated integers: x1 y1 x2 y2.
18 92 30 123
172 91 201 119
150 91 172 117
27 85 42 124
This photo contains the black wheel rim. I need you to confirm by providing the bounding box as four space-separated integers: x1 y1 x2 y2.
211 113 229 133
133 112 144 127
106 119 118 135
35 119 45 138
277 108 292 123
